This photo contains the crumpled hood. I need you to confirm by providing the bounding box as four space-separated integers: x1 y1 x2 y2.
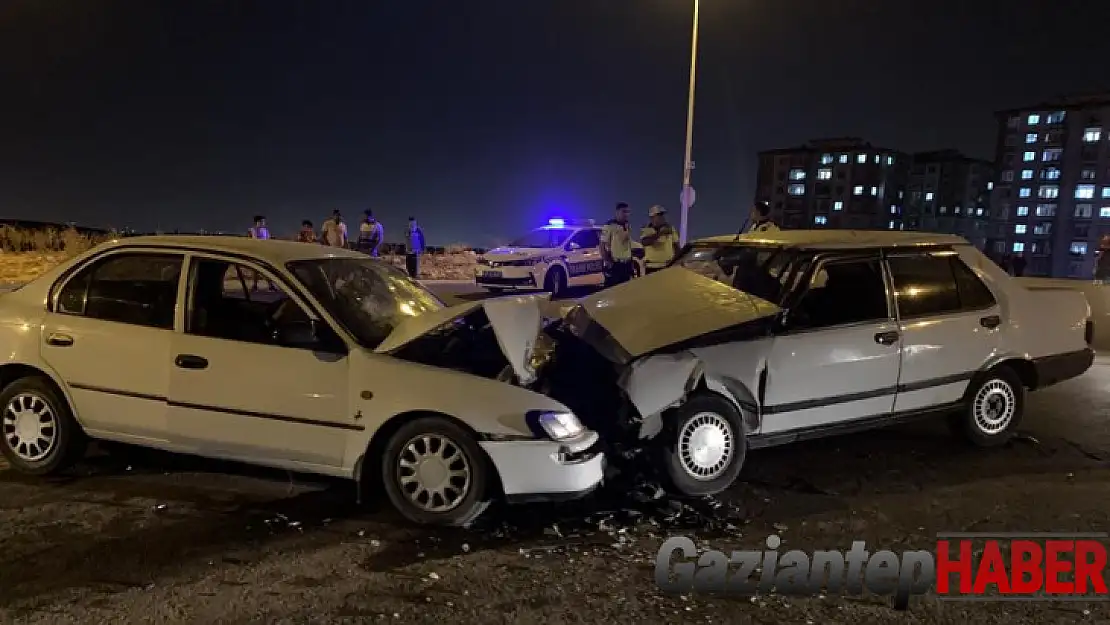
375 294 551 384
562 268 781 363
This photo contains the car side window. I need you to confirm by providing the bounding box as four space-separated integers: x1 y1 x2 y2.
569 229 600 249
56 253 182 329
887 254 962 319
788 258 888 330
187 258 312 347
951 258 997 310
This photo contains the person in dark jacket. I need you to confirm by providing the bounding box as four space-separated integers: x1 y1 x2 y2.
404 217 426 278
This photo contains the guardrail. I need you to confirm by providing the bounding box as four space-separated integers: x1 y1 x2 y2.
1016 277 1110 351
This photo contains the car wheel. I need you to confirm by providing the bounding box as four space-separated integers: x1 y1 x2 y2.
543 266 567 297
660 393 747 497
380 417 493 527
632 261 643 278
949 366 1025 447
0 376 87 475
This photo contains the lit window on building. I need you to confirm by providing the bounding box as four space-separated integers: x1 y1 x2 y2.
1034 223 1052 235
1016 205 1029 216
886 156 894 166
1043 168 1061 180
890 205 898 214
874 155 880 164
1014 224 1027 234
833 201 844 211
1035 204 1056 217
1023 151 1036 162
987 182 994 190
787 184 805 195
1075 184 1096 199
853 185 864 195
1027 114 1040 125
856 153 867 164
817 168 832 180
1075 204 1093 218
925 192 934 201
870 186 878 196
789 168 806 180
1082 169 1097 180
838 154 849 164
1019 188 1031 198
820 154 834 165
976 207 985 216
1025 133 1038 143
1038 185 1059 199
1046 111 1066 124
1101 206 1110 218
1042 149 1062 162
814 215 828 225
1020 169 1033 180
1084 128 1102 143
888 220 896 229
1013 242 1025 252
1103 187 1110 199
1071 241 1089 255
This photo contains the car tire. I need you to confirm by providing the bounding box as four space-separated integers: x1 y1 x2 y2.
543 266 567 297
949 366 1025 447
659 393 747 497
380 416 493 527
0 376 87 475
632 261 643 278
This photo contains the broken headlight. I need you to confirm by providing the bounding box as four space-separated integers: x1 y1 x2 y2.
537 411 585 441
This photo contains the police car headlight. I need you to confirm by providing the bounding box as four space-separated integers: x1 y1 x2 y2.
537 411 584 441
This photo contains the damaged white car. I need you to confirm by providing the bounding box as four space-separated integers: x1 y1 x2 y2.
519 230 1094 497
0 236 604 527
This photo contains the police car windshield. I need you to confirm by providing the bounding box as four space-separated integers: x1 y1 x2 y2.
287 257 445 350
508 228 573 248
673 243 797 304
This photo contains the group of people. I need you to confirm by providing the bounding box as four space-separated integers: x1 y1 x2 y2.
246 210 427 277
597 199 780 288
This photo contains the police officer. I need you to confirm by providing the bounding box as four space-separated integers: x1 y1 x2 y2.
745 201 780 234
600 202 634 287
640 205 680 274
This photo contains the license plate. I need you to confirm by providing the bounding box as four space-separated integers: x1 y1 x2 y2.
481 271 502 278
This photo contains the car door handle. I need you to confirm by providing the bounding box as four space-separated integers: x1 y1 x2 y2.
46 333 74 347
874 331 900 346
980 315 1001 329
174 354 209 370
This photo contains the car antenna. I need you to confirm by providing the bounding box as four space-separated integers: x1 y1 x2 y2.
733 217 750 241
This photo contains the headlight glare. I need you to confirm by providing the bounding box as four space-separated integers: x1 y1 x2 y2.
538 411 584 440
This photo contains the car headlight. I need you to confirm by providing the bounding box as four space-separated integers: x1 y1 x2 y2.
537 411 584 440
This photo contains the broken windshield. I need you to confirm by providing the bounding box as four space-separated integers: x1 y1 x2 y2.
672 243 800 305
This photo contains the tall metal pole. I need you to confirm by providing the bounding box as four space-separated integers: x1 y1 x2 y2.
678 0 699 246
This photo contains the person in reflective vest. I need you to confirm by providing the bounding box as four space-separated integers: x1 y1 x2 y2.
600 202 634 287
640 205 680 274
358 210 384 257
745 201 780 234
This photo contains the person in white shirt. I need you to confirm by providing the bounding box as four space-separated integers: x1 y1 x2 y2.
321 210 348 248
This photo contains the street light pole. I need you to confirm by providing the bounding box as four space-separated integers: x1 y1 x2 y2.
678 0 700 246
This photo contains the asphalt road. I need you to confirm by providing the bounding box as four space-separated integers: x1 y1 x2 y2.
0 280 1107 623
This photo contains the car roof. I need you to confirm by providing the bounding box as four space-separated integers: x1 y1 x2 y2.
94 235 369 264
692 229 969 250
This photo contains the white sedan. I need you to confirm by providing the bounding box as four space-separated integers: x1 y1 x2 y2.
0 236 604 527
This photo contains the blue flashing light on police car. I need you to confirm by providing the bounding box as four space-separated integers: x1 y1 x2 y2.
475 217 643 296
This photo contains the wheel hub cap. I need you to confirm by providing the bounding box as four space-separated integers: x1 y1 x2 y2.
397 434 472 513
973 380 1016 435
678 412 734 480
2 392 58 462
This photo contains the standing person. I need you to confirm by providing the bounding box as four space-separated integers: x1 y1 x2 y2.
1012 253 1027 277
404 216 426 278
640 205 680 274
321 210 348 248
357 210 384 257
1096 234 1110 281
248 215 270 239
744 201 780 234
600 202 634 287
297 220 317 243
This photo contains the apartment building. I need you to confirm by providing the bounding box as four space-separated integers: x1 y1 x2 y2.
755 138 910 230
903 150 993 248
988 94 1110 277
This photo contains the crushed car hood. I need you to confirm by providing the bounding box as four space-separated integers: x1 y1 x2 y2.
375 294 550 384
562 268 781 363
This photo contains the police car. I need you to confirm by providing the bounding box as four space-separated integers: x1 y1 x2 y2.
475 218 645 296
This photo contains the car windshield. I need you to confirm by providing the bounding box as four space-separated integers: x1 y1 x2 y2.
673 243 800 304
508 227 572 248
287 257 445 349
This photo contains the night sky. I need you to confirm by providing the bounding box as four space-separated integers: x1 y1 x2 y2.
2 0 1108 245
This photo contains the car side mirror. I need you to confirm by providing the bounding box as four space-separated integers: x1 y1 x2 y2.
566 241 581 251
275 319 319 348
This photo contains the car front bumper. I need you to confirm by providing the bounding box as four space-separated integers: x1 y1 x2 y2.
479 430 605 503
475 266 538 289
